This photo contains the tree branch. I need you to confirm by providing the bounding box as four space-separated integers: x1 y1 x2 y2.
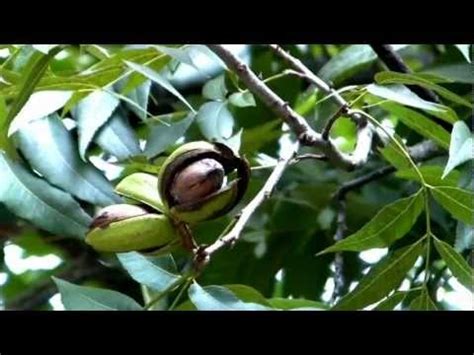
370 44 440 104
194 141 300 268
207 44 373 170
334 140 443 199
331 197 347 304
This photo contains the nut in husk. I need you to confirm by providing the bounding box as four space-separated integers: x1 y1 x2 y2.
158 141 250 224
85 204 179 254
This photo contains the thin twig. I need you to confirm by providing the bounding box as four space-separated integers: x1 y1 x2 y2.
207 45 373 170
194 141 300 268
331 197 347 304
291 153 327 163
268 44 347 107
268 44 368 141
334 140 443 200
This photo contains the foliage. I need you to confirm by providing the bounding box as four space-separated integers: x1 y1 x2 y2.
0 44 472 311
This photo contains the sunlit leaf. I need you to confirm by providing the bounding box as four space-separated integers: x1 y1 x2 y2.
442 121 473 178
15 114 121 206
72 89 120 160
0 153 91 238
117 252 180 292
54 277 143 310
366 84 458 124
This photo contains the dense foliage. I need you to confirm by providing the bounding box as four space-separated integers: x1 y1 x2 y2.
0 44 472 310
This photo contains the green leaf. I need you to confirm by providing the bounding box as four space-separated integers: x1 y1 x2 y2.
117 252 180 292
396 166 460 187
268 297 328 310
0 153 91 238
333 239 424 310
115 173 164 212
366 84 458 124
7 90 73 136
53 277 143 310
375 71 472 108
202 74 227 101
422 64 474 84
144 113 194 158
228 91 256 107
94 110 142 161
123 79 151 121
455 222 473 253
32 45 60 54
379 136 412 170
188 282 269 310
409 289 437 310
5 46 64 135
15 115 121 207
224 284 272 307
430 186 474 225
380 102 450 150
433 236 473 290
124 60 195 113
442 121 473 178
72 89 120 160
319 45 408 85
320 190 424 253
374 291 409 310
0 97 16 157
196 101 234 141
454 44 471 63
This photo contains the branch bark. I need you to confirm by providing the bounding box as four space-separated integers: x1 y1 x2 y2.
195 141 300 268
207 45 373 170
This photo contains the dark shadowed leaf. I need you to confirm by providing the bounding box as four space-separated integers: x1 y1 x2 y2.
374 291 409 310
409 289 437 310
268 297 328 310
